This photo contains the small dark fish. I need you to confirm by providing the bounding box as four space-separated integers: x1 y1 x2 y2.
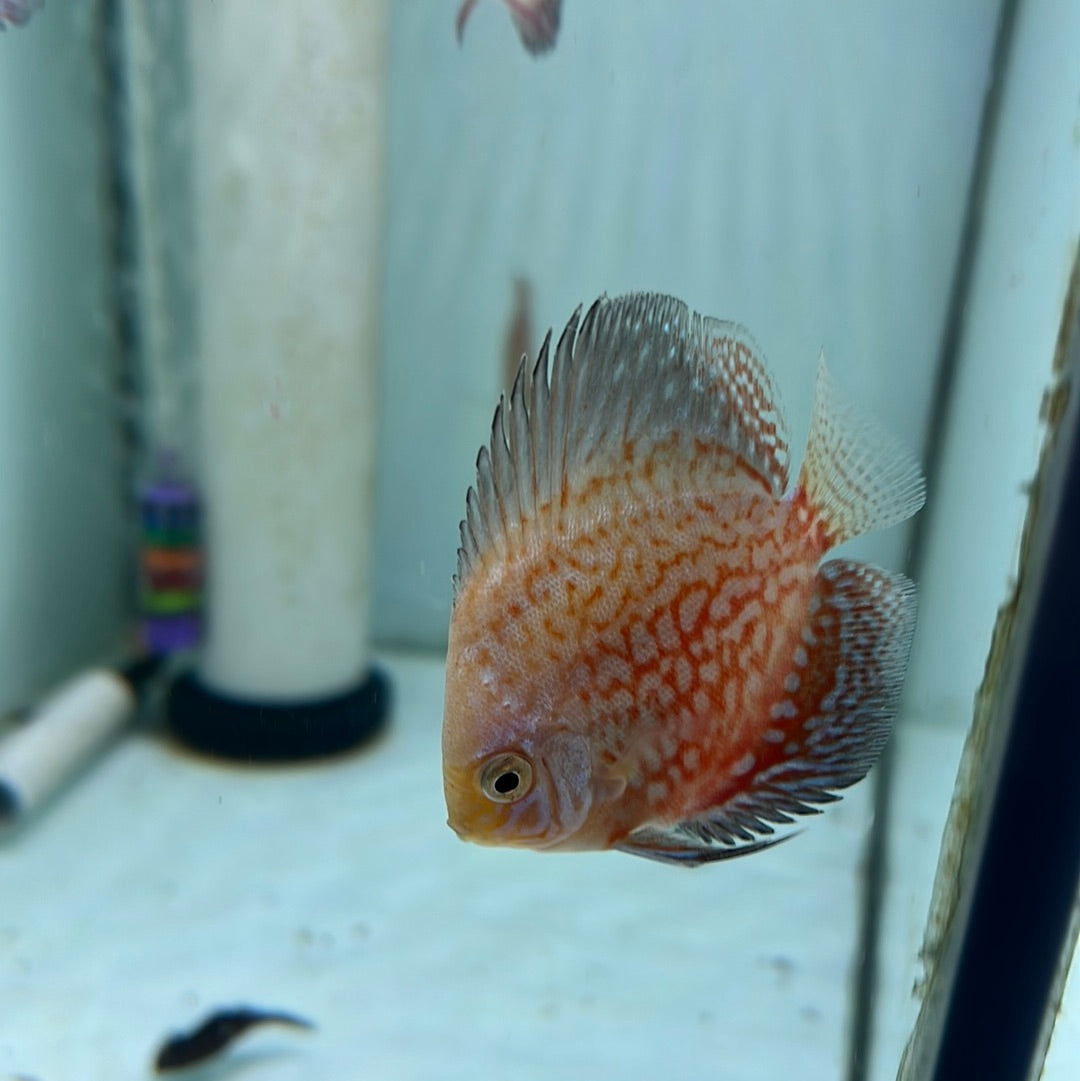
0 0 42 30
456 0 561 56
154 1006 314 1073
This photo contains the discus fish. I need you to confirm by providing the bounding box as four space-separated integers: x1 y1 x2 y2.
442 292 925 866
0 0 42 30
456 0 561 56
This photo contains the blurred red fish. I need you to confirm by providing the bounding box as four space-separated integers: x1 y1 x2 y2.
442 293 925 865
456 0 561 55
503 276 534 394
0 0 41 30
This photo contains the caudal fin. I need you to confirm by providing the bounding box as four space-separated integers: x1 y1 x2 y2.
798 354 926 547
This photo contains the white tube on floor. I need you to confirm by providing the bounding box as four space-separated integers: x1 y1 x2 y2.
0 670 135 827
188 0 386 701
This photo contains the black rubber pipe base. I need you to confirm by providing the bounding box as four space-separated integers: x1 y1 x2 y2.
167 664 391 762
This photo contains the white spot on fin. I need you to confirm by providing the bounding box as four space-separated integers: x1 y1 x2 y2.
731 752 756 777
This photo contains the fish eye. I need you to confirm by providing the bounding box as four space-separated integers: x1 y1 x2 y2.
478 752 534 804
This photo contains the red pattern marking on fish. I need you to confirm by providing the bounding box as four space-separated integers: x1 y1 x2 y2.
451 437 821 846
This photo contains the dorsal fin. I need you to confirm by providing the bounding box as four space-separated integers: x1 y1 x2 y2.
454 293 791 594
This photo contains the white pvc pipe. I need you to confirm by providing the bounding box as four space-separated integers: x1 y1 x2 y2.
0 669 136 827
188 0 386 701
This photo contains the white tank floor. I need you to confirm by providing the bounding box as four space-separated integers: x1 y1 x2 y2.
0 652 963 1081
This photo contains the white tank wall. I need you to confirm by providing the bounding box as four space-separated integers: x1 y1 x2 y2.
373 0 1002 650
901 0 1080 732
0 9 127 713
877 2 1080 1077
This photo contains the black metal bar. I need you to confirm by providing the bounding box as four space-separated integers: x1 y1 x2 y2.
932 290 1080 1079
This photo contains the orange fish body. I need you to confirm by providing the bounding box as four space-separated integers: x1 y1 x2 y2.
442 294 924 865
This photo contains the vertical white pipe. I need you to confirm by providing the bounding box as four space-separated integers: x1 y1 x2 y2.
188 0 386 701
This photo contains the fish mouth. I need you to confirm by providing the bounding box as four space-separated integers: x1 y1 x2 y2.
446 815 565 853
445 816 499 846
446 812 562 848
443 767 505 841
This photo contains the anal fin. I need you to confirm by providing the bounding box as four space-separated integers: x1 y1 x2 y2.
616 827 796 868
618 558 917 867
